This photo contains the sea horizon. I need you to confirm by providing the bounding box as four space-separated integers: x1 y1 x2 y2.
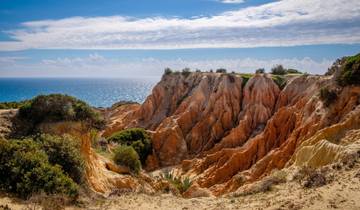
0 77 159 107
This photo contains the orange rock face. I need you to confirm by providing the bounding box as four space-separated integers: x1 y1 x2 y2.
104 71 360 196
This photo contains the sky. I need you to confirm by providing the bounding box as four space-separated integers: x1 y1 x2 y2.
0 0 359 78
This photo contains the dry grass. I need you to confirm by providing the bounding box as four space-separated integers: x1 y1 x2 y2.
235 170 287 196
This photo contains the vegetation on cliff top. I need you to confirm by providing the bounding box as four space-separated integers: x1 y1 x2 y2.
271 65 303 75
162 67 299 90
14 94 105 136
271 75 287 90
337 53 360 86
0 100 30 110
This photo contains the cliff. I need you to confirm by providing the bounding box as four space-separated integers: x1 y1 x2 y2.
103 69 360 196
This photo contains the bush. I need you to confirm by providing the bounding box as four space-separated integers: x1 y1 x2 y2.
240 74 253 87
294 166 328 188
0 139 78 199
113 145 141 174
107 128 151 164
164 67 173 76
319 87 337 107
337 53 360 86
17 94 105 133
181 68 191 77
286 68 303 74
0 100 31 110
255 68 265 74
161 171 192 194
35 134 84 184
271 65 287 75
216 68 227 73
272 75 287 90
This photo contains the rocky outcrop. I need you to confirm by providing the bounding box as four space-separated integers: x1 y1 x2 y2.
104 70 360 196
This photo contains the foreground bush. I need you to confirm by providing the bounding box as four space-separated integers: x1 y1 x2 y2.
36 134 84 184
337 53 360 86
107 128 151 163
113 145 141 174
0 139 78 198
18 94 105 134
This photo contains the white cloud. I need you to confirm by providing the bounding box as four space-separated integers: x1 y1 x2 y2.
0 0 359 51
0 56 26 64
219 0 245 4
0 54 333 77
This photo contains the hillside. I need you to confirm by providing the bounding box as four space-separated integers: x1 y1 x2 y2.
0 54 359 209
102 63 360 197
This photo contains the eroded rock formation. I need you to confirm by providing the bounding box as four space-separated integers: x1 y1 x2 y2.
103 70 360 196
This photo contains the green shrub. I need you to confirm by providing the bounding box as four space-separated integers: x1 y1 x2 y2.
272 75 287 90
0 100 31 110
337 53 360 86
107 128 151 164
319 88 337 107
255 68 265 74
0 139 78 199
286 69 303 74
271 65 287 75
216 68 227 73
240 73 253 87
181 68 191 77
164 67 173 75
113 145 141 174
35 134 84 184
161 171 192 193
17 94 105 134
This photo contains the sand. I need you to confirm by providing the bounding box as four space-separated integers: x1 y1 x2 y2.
1 160 360 210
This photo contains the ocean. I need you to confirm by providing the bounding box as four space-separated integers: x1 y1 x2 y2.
0 77 159 108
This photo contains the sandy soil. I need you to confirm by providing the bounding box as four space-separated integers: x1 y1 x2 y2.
0 109 16 138
1 160 360 210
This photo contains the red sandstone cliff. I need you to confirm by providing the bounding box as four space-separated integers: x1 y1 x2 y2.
103 69 360 196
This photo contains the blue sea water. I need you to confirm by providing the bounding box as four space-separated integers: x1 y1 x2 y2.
0 77 159 107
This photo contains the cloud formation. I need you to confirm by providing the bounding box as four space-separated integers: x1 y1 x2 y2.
0 0 359 51
0 53 333 77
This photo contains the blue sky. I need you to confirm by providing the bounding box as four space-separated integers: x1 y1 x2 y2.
0 0 359 77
